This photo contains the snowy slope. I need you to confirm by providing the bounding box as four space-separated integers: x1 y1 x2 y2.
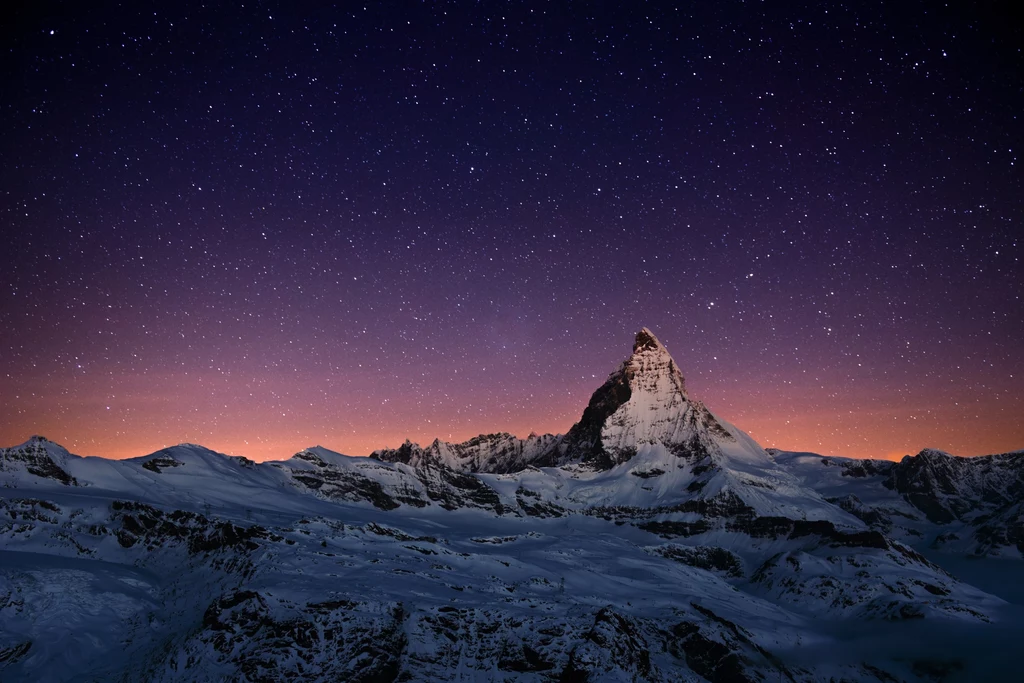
771 447 1024 559
0 436 79 487
0 473 1008 682
375 433 562 474
596 328 743 464
2 329 1021 681
374 329 859 525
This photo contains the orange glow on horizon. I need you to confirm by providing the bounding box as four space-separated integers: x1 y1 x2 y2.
3 388 1021 463
2 343 1021 463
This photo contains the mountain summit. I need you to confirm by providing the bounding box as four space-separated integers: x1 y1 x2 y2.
377 327 761 474
548 327 742 469
2 328 1017 682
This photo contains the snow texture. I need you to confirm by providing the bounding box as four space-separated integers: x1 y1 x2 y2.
1 329 1020 681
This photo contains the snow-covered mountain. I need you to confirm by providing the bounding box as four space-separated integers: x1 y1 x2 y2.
771 446 1024 559
374 433 561 474
554 327 748 470
1 329 1021 681
374 328 853 524
375 329 761 474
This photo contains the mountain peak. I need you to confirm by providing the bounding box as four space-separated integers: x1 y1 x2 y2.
544 327 752 470
623 327 687 398
1 435 78 486
914 448 955 460
633 327 664 353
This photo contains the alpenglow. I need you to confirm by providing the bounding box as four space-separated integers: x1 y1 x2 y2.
1 328 1019 682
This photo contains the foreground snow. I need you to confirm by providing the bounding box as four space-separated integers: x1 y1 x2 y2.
1 329 1020 681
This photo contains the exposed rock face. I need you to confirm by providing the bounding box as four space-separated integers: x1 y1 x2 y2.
374 432 560 473
533 328 741 470
280 447 510 514
381 328 752 474
110 500 281 555
648 544 745 577
283 449 422 510
772 447 1024 557
593 328 733 467
882 449 1024 556
161 592 797 683
1 328 1020 681
141 454 184 474
0 436 78 486
886 449 1024 523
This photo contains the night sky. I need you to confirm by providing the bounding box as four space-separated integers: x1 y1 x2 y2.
1 2 1021 461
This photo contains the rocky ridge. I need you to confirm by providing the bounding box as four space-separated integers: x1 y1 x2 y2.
772 446 1024 558
1 328 1020 681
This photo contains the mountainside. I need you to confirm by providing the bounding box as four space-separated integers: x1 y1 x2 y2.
374 329 850 524
375 329 762 475
2 329 1021 682
374 432 561 474
771 447 1024 559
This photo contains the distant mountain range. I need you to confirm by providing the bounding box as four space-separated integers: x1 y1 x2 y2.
2 328 1020 681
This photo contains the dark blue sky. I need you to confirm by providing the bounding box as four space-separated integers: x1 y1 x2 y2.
1 1 1020 460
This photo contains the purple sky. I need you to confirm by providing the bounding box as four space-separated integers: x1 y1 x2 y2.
2 2 1021 460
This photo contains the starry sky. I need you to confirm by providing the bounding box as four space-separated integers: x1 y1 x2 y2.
1 1 1021 462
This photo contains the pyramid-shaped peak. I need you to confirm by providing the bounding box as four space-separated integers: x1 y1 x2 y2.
633 327 666 353
553 326 753 470
624 327 686 397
